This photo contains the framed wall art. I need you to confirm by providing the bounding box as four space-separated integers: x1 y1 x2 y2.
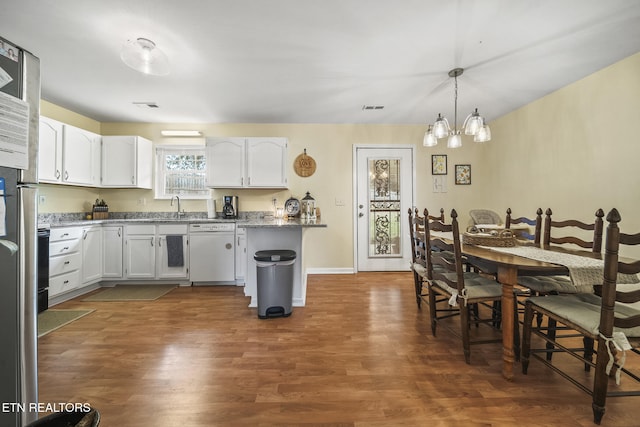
455 164 471 185
431 154 447 175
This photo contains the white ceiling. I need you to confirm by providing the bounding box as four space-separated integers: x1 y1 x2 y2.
1 0 639 125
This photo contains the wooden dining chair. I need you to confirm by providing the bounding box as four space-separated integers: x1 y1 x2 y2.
506 207 543 243
425 209 503 364
521 208 640 425
544 207 605 253
409 208 447 308
408 208 427 308
511 208 605 361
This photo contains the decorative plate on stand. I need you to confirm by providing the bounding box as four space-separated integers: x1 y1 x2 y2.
294 149 317 177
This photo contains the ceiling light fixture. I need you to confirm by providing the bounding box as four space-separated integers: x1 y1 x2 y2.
161 130 203 137
423 68 491 148
121 38 170 76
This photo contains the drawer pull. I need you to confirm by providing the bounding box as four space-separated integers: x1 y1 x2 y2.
60 246 69 253
63 280 69 284
64 261 70 265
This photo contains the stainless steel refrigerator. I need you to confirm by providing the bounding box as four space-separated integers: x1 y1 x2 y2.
0 36 41 426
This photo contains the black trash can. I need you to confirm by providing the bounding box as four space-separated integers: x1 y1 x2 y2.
254 250 296 319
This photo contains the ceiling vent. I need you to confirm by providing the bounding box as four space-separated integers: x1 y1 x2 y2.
133 101 159 108
362 105 384 110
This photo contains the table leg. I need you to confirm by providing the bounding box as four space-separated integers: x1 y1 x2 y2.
497 266 517 381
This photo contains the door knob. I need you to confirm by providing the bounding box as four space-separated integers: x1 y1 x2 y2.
358 213 364 218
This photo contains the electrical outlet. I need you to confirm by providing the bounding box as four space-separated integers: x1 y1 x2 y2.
137 198 146 205
335 198 345 206
38 195 46 205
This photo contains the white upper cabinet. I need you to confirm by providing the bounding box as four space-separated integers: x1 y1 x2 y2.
101 136 152 189
63 125 101 186
39 117 100 186
246 137 288 188
206 137 288 188
205 137 246 188
38 116 64 183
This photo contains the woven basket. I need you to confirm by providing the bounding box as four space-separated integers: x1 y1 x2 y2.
462 230 516 247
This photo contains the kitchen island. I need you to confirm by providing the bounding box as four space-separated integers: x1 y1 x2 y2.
238 218 326 308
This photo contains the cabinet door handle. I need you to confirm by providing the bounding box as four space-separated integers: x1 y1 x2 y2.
150 237 154 246
55 170 61 179
83 230 87 240
64 170 69 180
158 237 162 247
132 176 135 184
118 229 121 237
241 177 244 186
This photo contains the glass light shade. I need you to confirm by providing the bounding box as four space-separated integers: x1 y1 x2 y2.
432 114 450 139
121 38 170 76
423 126 438 147
474 123 491 142
447 132 462 148
463 108 483 135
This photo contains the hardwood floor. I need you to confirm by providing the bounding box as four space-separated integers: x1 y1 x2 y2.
38 273 639 426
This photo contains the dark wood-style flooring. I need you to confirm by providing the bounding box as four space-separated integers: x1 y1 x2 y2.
37 273 639 426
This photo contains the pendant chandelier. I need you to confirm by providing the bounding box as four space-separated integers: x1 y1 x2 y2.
423 68 491 148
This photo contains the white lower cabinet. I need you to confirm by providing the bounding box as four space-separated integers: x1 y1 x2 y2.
82 226 103 284
49 227 83 297
125 225 156 279
124 224 189 280
157 225 189 279
103 226 123 279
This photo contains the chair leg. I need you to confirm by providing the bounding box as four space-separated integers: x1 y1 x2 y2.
460 299 471 364
584 336 595 372
412 271 421 309
513 293 521 361
471 303 480 327
546 318 557 361
428 285 438 337
521 301 534 375
492 300 502 329
592 336 611 425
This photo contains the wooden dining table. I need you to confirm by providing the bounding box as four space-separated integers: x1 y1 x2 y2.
460 243 588 380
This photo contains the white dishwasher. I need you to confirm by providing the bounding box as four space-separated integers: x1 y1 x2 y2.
189 222 236 284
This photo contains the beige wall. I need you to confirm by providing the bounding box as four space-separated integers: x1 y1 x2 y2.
479 52 640 256
38 52 640 266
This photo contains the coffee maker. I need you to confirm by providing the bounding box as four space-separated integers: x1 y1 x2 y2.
222 196 238 218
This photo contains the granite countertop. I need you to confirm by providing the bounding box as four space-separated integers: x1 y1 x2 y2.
238 218 327 228
40 211 326 229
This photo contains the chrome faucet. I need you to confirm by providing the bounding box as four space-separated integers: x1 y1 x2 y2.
171 196 185 218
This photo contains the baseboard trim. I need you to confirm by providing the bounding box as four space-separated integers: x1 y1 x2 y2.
306 267 355 275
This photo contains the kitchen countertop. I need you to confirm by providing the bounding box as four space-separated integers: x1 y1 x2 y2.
41 216 326 229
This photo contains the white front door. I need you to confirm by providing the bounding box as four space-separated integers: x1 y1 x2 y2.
355 146 414 271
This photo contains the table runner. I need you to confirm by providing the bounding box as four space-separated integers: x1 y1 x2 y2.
482 245 639 293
